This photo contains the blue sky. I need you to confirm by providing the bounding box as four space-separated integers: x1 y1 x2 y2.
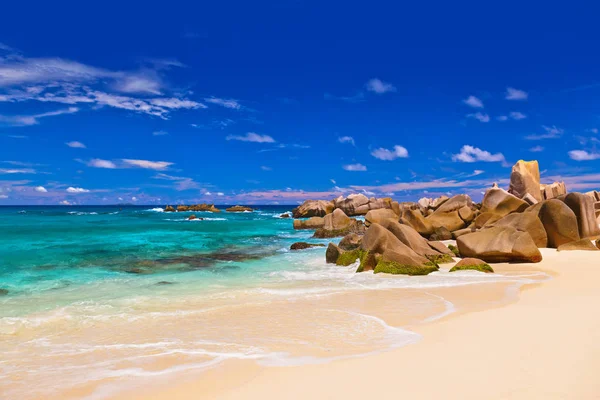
1 1 600 205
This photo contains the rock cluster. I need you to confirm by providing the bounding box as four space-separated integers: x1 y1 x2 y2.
164 204 220 213
293 159 600 275
225 205 254 212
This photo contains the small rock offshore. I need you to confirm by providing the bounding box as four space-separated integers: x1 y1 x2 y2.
289 160 600 275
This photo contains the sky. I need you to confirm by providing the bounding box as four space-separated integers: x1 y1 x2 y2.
1 1 600 205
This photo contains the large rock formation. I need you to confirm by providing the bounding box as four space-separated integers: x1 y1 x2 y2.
449 257 494 273
290 242 326 250
562 193 600 239
486 211 548 248
338 233 362 250
540 182 567 200
174 204 221 213
557 239 599 252
399 209 434 236
480 187 529 221
528 199 580 248
508 160 542 203
425 194 474 232
379 220 452 263
323 208 353 231
333 194 393 216
293 217 325 230
457 226 542 263
365 208 398 226
292 200 334 218
325 243 342 263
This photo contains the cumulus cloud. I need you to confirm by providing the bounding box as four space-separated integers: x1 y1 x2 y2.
525 125 564 140
452 145 505 163
121 159 173 170
66 187 89 193
365 78 396 94
463 95 484 108
59 200 72 205
466 112 490 123
338 136 355 146
152 130 168 136
568 150 600 161
226 132 275 143
343 163 367 171
204 97 241 110
371 145 409 160
34 186 47 192
505 87 528 100
509 111 527 120
65 141 86 148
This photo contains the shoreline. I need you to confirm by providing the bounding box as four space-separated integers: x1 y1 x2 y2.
106 248 600 400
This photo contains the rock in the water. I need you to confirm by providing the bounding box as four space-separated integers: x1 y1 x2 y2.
356 252 378 273
487 211 548 248
188 214 197 220
164 205 175 212
339 233 362 250
528 199 580 248
292 200 334 218
429 226 452 241
399 209 434 236
156 281 175 285
365 208 398 226
293 217 325 230
449 258 494 273
225 205 254 212
563 193 600 239
457 226 542 263
540 181 567 200
480 187 529 218
279 213 291 218
323 208 353 231
557 239 599 252
290 242 326 250
508 160 542 203
0 288 8 296
428 240 454 255
326 243 342 263
333 194 393 216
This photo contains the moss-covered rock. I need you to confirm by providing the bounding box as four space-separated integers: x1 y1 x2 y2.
447 244 460 257
426 253 455 264
449 257 494 273
290 242 326 251
336 249 366 266
356 251 377 273
373 260 439 276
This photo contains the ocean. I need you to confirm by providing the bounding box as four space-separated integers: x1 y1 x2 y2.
0 205 549 399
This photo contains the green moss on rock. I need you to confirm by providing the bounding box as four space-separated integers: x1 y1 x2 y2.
450 263 494 273
426 253 455 264
447 244 460 257
374 260 439 276
355 251 375 273
336 249 366 266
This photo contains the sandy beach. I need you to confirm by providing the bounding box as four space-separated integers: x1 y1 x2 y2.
114 248 600 400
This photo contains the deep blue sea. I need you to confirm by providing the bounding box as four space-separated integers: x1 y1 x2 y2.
0 205 548 399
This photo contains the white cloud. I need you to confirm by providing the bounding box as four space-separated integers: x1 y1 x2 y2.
122 159 173 170
505 87 528 100
463 95 484 108
88 159 117 169
586 128 598 134
217 192 224 196
66 187 89 193
34 186 47 192
261 166 272 171
338 136 355 146
371 145 409 160
568 150 600 161
0 168 36 174
59 200 72 205
530 145 544 152
343 163 367 171
152 130 168 136
365 78 396 94
204 97 241 110
226 132 275 143
131 196 138 202
113 73 163 95
496 115 509 121
525 125 564 140
471 170 485 176
0 194 7 199
509 111 527 120
153 173 199 191
65 141 86 148
466 112 490 123
0 107 79 126
452 145 505 163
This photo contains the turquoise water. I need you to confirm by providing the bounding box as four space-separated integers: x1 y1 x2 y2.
0 206 550 399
